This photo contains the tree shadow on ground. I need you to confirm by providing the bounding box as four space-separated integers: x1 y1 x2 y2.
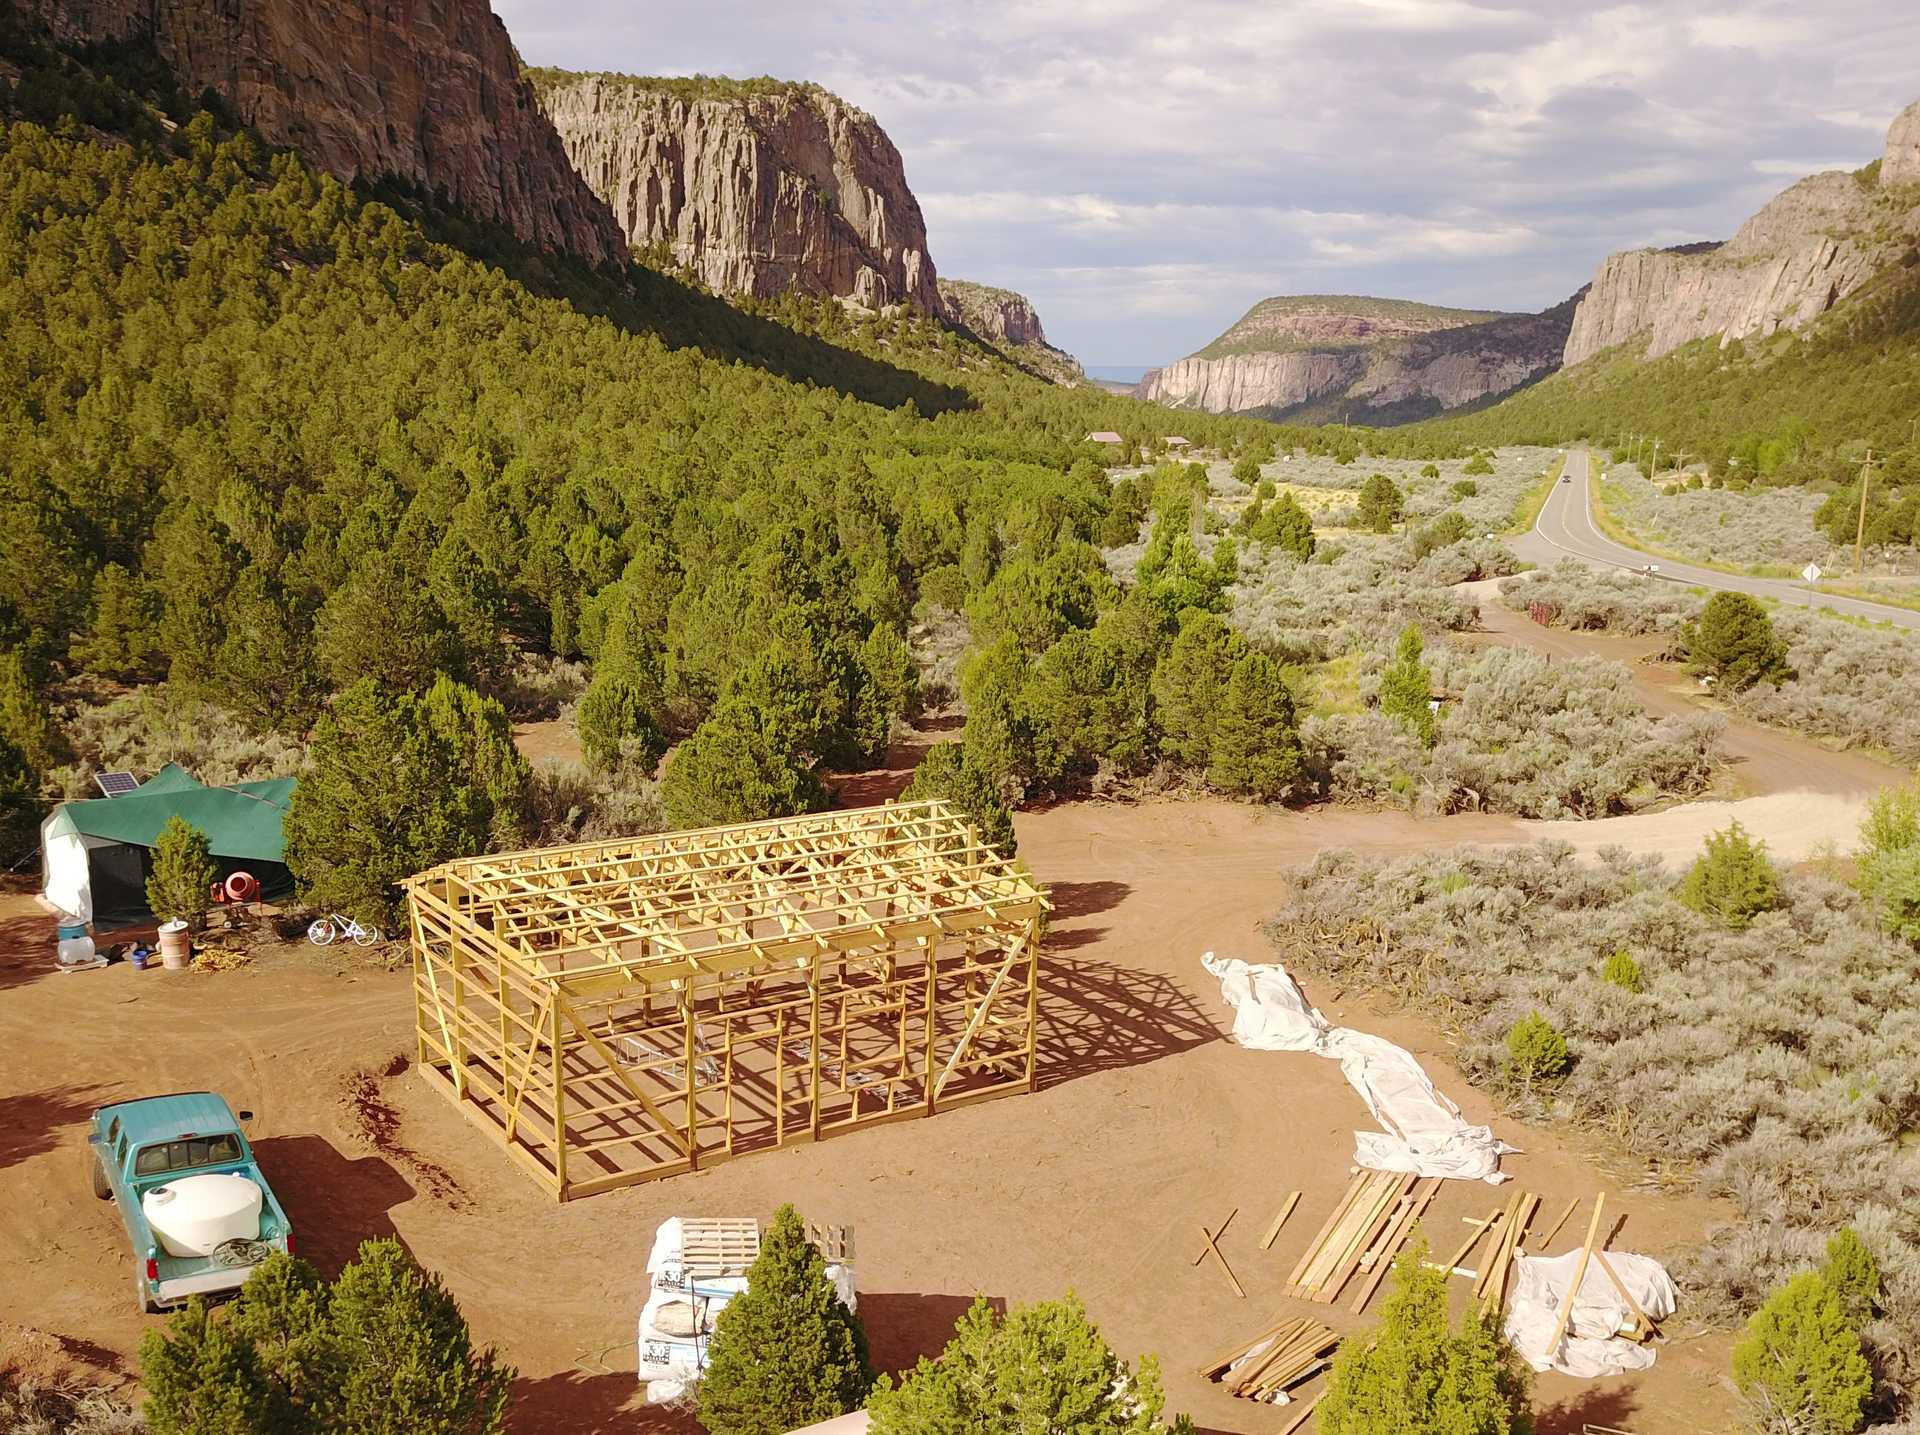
1533 1383 1641 1434
250 1135 414 1277
1033 955 1221 1092
510 1370 695 1435
0 905 61 992
1 1083 117 1173
1046 879 1130 920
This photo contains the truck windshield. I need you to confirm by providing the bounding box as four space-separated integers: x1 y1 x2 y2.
133 1135 242 1177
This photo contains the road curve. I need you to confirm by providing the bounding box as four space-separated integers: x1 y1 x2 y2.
1510 449 1920 631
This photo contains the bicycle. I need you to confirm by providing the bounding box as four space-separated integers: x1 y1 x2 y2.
308 913 382 947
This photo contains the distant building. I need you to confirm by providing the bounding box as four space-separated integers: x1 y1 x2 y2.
1165 435 1192 449
1085 430 1123 444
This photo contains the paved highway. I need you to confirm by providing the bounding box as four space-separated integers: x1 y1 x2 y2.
1510 449 1920 631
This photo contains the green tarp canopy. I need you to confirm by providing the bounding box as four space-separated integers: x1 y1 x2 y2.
40 764 297 929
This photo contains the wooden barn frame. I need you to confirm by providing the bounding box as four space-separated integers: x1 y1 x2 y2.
403 800 1047 1201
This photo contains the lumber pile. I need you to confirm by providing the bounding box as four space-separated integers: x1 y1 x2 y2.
1198 1314 1341 1404
1284 1170 1438 1309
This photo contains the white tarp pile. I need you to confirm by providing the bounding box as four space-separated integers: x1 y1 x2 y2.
1503 1249 1678 1377
1202 953 1516 1184
637 1218 857 1404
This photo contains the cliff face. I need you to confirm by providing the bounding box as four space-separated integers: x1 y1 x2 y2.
1140 295 1573 421
1564 101 1920 366
24 0 625 265
937 278 1083 384
537 73 941 313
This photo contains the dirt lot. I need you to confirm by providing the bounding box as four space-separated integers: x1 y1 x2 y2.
4 785 1742 1434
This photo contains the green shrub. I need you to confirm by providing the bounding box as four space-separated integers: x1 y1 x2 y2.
574 665 667 771
1678 820 1779 928
1256 477 1277 500
1421 462 1442 479
1462 452 1496 476
1355 474 1405 534
1206 651 1303 801
146 816 217 930
1248 491 1316 560
1505 1010 1571 1082
660 698 827 830
699 1206 871 1435
1449 478 1478 498
1378 625 1436 746
1684 592 1791 690
1820 1229 1880 1327
1231 455 1260 483
867 1292 1185 1435
900 742 1016 855
1731 1272 1871 1435
0 730 38 865
1319 1238 1531 1435
1601 948 1644 993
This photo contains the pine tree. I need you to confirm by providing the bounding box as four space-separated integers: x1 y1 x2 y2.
1355 473 1405 533
1319 1238 1532 1435
71 561 163 679
1678 820 1779 928
1378 625 1437 746
574 663 668 771
1683 591 1791 691
139 1299 277 1435
1731 1272 1871 1435
1149 613 1245 769
1249 491 1316 560
228 1252 343 1429
0 647 62 775
0 730 37 863
867 1293 1186 1435
698 1206 872 1435
147 815 218 930
853 624 918 765
660 698 827 829
902 742 1017 854
328 1239 513 1435
1207 651 1303 800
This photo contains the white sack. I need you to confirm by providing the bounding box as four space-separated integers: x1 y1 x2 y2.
1503 1250 1677 1377
1202 953 1515 1183
39 816 92 926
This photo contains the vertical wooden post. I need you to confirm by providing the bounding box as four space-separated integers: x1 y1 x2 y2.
808 960 823 1141
1855 449 1875 574
448 900 466 1098
682 981 699 1171
550 993 568 1199
922 934 938 1115
409 899 428 1074
776 1006 787 1146
723 1011 735 1154
1023 916 1040 1093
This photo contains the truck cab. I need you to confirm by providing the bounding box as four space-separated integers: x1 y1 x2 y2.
86 1092 294 1312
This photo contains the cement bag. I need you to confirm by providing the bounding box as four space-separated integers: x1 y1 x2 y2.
1503 1250 1678 1377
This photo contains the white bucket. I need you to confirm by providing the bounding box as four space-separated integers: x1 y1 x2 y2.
158 919 191 971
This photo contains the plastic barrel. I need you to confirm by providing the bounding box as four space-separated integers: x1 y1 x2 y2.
158 920 191 971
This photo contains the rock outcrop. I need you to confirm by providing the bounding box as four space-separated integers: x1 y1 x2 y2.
23 0 625 265
536 72 941 313
1563 99 1920 366
1140 295 1574 421
937 278 1083 384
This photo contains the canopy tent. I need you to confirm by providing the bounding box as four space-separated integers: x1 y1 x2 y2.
40 764 296 929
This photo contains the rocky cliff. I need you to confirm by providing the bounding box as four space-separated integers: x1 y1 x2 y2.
1140 294 1573 422
937 278 1083 384
534 72 941 313
22 0 625 265
1563 99 1920 366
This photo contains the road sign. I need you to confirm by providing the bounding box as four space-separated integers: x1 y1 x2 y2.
1803 563 1822 584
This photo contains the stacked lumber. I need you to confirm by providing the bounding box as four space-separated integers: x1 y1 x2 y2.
677 1218 761 1277
1472 1190 1540 1313
1284 1170 1438 1308
1198 1315 1341 1403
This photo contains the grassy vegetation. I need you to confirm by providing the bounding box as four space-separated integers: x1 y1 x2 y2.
523 67 828 107
1502 453 1564 536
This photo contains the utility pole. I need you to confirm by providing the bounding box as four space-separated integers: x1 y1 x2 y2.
1854 449 1875 574
1650 438 1660 478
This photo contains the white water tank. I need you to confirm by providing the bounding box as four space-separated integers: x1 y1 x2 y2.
141 1173 263 1258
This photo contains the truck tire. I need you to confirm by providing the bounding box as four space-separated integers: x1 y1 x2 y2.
134 1270 153 1316
89 1150 111 1201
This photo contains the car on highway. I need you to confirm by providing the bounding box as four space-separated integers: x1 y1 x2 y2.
86 1092 295 1312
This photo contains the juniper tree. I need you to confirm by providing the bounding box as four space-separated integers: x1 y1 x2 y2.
698 1206 872 1435
1207 651 1303 801
1149 612 1246 770
139 1300 276 1435
901 742 1017 855
1820 1229 1880 1327
1731 1272 1871 1435
146 815 218 930
1355 473 1405 533
1378 625 1437 746
660 697 827 829
1678 820 1779 928
1684 591 1791 691
1249 490 1316 560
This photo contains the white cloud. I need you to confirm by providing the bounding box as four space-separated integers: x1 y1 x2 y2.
496 0 1920 364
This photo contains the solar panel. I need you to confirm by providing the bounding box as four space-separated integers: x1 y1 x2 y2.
94 771 140 798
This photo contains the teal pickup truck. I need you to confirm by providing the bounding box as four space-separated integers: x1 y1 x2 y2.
86 1092 294 1313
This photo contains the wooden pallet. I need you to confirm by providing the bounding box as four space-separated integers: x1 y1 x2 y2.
1199 1315 1341 1403
806 1221 855 1264
678 1218 762 1276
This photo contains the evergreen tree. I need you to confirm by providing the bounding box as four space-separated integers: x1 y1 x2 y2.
70 561 163 679
1379 625 1437 746
1024 628 1138 788
867 1293 1187 1435
328 1239 512 1435
1355 473 1405 533
575 664 668 772
1319 1238 1532 1435
1462 452 1495 475
146 815 218 930
660 698 827 829
1505 1011 1571 1082
853 624 918 765
0 647 62 775
139 1299 277 1435
1731 1272 1871 1435
313 551 463 695
1820 1229 1880 1327
283 678 529 926
228 1252 343 1429
900 742 1017 855
1601 949 1644 993
958 635 1038 796
1683 592 1791 690
1678 820 1779 928
1149 613 1245 769
1249 491 1316 559
0 729 38 862
698 1206 872 1435
1207 651 1303 800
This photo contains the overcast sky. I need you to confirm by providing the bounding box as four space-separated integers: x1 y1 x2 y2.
498 1 1920 368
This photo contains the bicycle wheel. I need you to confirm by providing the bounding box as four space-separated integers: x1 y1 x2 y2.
308 919 336 946
353 925 382 947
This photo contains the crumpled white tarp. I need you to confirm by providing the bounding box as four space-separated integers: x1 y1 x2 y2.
1202 953 1516 1184
1503 1249 1677 1377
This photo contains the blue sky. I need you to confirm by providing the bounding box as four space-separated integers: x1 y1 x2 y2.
499 1 1920 368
